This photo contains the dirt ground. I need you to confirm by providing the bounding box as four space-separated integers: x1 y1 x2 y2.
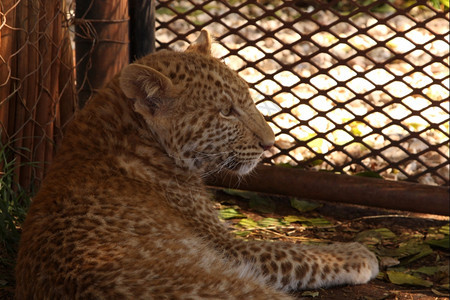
212 188 449 300
2 188 448 299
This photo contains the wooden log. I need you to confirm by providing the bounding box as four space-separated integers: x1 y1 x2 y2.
57 0 77 136
11 0 36 188
207 165 450 216
1 0 76 188
32 0 51 185
75 0 129 107
0 0 15 145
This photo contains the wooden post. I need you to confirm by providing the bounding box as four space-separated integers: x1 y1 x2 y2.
57 0 77 140
0 0 76 189
0 0 15 145
75 0 130 108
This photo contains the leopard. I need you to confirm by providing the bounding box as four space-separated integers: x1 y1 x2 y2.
15 30 379 299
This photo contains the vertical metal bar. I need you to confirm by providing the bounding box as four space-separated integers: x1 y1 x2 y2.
129 0 155 61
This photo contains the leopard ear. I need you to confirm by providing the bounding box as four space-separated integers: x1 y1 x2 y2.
120 63 173 100
185 30 212 55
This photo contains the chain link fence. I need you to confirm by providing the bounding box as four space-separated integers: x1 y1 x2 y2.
1 0 130 189
1 0 77 189
155 0 449 186
1 0 449 189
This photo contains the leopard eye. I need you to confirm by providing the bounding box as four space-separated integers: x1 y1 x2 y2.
220 106 238 118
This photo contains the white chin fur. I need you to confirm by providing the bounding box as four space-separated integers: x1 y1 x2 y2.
236 159 259 175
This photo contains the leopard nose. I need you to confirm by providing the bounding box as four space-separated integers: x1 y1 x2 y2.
259 142 274 151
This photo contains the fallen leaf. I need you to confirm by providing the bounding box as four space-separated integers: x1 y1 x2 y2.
301 291 319 297
354 171 383 179
223 189 276 214
379 241 433 264
234 230 251 237
283 215 331 227
290 198 322 212
386 271 433 287
402 244 433 265
376 271 385 280
307 217 332 227
439 224 449 235
219 208 245 220
238 218 258 229
414 265 446 276
249 196 276 214
355 228 396 244
284 215 309 224
426 236 450 249
258 218 282 227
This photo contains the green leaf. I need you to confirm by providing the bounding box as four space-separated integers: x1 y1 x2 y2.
426 237 450 249
234 230 251 237
354 171 383 179
349 121 365 136
257 218 282 227
284 215 309 224
369 3 396 13
307 218 332 227
429 0 441 8
238 218 258 229
403 244 433 265
414 265 447 276
355 228 396 244
277 163 296 168
219 208 245 220
376 271 385 280
301 291 320 297
439 224 449 235
249 196 275 214
290 198 322 212
307 138 327 153
375 228 397 239
223 189 275 214
386 271 433 287
381 241 430 259
311 159 324 166
282 215 331 227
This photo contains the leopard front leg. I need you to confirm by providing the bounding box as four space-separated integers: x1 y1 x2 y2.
167 190 378 291
227 240 379 291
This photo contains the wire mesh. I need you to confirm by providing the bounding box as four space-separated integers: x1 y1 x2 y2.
1 0 449 188
0 0 130 188
0 0 76 188
155 0 449 186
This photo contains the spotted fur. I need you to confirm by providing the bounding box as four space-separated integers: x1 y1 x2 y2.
15 30 378 299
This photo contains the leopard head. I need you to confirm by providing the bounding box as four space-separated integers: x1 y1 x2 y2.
120 30 274 176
